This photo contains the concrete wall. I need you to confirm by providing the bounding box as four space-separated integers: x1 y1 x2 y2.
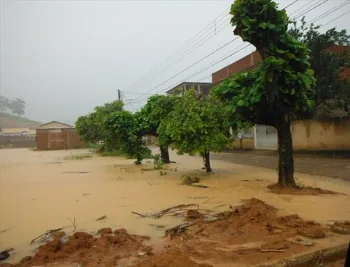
229 138 255 150
292 119 350 151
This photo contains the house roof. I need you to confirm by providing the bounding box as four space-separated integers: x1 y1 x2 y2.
38 121 74 129
166 82 212 94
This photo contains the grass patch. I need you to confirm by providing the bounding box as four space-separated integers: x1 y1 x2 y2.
180 174 200 185
64 153 93 160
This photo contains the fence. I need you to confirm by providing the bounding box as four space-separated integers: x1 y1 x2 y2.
0 136 35 148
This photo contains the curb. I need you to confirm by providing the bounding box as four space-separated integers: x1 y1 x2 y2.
254 242 349 267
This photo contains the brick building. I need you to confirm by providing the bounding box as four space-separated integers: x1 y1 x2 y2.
36 121 84 150
212 45 349 84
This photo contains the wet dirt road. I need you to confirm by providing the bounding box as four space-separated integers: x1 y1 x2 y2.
1 148 350 263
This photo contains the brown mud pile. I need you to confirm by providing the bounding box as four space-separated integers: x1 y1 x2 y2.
0 199 336 267
133 198 329 267
1 229 149 267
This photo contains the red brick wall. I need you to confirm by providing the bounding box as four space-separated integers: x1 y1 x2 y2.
212 45 350 84
325 45 350 80
36 128 85 150
212 51 262 84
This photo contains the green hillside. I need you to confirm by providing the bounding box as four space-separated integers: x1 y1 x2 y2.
0 112 42 128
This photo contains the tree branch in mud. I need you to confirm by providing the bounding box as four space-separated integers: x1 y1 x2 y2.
165 222 197 238
131 204 199 219
30 228 63 244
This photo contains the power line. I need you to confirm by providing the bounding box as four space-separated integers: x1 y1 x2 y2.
126 0 328 107
157 44 252 95
284 0 299 10
321 9 350 28
289 0 317 16
306 0 350 26
124 8 230 91
130 43 250 102
127 0 299 93
294 0 329 19
133 17 232 90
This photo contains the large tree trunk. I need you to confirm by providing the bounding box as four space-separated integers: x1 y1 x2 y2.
160 146 170 164
202 151 212 173
276 115 296 187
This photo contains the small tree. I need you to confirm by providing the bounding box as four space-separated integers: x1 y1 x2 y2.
136 95 176 163
163 90 231 172
105 110 151 164
75 100 124 152
212 0 315 186
289 19 350 117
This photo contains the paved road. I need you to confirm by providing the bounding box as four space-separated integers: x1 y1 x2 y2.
212 150 350 181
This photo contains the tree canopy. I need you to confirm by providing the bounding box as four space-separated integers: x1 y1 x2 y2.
163 90 231 172
289 19 350 117
212 0 315 186
75 100 124 152
104 110 151 164
135 94 177 163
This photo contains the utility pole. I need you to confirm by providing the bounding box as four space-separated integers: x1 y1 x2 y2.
118 89 121 102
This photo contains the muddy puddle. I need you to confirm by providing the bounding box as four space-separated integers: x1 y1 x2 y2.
1 148 350 264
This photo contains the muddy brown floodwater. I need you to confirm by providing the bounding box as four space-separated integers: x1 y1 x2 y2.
0 148 350 266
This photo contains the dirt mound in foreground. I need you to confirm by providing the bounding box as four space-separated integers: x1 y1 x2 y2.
1 199 330 267
4 229 149 267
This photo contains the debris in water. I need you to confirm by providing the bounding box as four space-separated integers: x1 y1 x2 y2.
96 215 107 221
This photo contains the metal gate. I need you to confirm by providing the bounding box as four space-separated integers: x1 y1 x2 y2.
254 125 277 150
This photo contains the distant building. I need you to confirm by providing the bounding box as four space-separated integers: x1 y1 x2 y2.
36 121 84 150
0 128 35 137
165 82 212 98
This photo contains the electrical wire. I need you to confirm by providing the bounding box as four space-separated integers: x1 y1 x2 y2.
124 8 230 91
306 0 350 26
284 0 299 10
294 0 329 19
125 0 337 107
289 0 317 16
134 17 232 89
320 9 350 28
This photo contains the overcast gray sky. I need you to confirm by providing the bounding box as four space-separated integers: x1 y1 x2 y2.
0 0 349 124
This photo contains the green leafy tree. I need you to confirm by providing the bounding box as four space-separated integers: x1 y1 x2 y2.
75 113 100 143
212 0 315 186
289 19 350 117
8 98 26 116
163 90 231 172
75 100 124 152
135 95 176 163
105 110 151 164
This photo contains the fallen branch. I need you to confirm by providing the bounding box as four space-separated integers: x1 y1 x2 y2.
165 222 197 237
96 215 107 221
30 228 63 244
191 184 209 188
132 211 146 217
260 248 285 253
132 204 199 219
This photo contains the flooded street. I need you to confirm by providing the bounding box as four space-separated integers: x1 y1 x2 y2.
1 148 350 264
